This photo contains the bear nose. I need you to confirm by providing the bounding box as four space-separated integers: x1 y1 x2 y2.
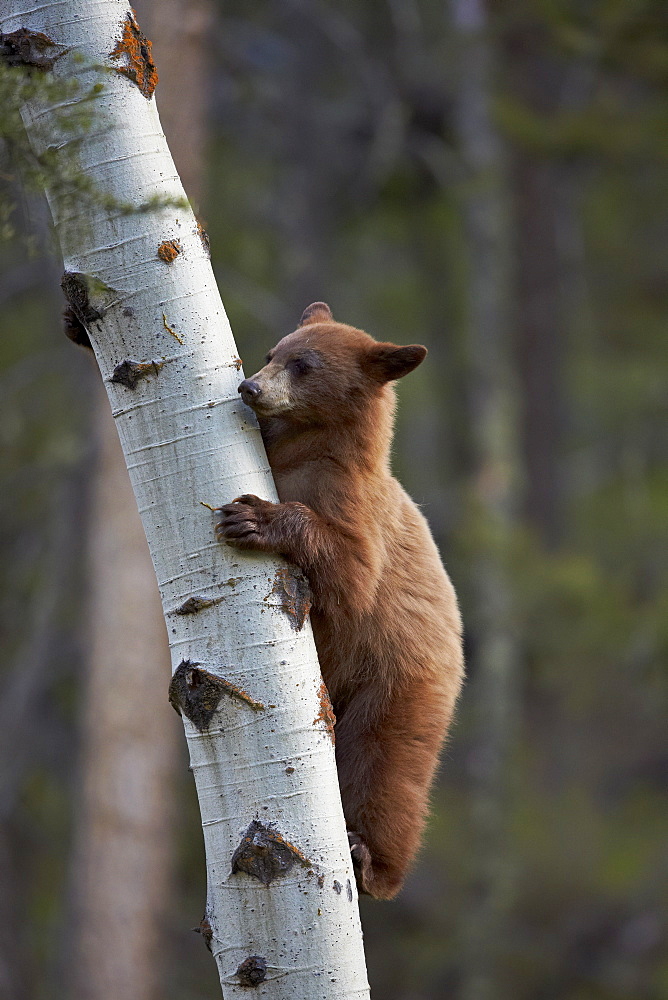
238 379 262 403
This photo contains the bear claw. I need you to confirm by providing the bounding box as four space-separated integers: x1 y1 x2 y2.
214 495 275 550
347 831 373 895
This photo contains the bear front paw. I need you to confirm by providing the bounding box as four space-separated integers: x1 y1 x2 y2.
214 494 275 551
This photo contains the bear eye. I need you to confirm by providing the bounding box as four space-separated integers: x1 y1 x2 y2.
264 351 274 364
286 350 323 377
286 356 312 377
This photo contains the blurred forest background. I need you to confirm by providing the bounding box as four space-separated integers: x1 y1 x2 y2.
1 0 667 998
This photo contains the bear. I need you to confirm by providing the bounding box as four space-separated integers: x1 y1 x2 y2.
215 302 464 899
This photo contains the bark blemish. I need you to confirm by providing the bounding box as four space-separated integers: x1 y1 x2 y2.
0 28 62 69
347 878 353 902
314 680 336 743
61 271 106 326
333 880 342 894
231 820 311 885
196 220 211 257
109 9 158 99
193 916 213 952
162 312 184 344
173 595 225 615
236 956 267 988
267 565 311 631
169 660 264 729
110 358 165 389
157 239 181 263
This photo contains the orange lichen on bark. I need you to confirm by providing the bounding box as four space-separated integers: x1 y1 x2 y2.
196 220 210 257
264 826 310 866
217 677 265 713
314 681 336 743
157 239 181 263
109 9 158 99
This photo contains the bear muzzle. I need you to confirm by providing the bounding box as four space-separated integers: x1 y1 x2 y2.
238 379 262 405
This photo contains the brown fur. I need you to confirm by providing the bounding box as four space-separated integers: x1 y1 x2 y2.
216 303 464 899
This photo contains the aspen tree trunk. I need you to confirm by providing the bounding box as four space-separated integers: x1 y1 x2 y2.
1 2 369 997
70 4 212 996
449 1 522 998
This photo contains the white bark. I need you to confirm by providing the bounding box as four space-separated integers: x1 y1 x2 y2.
71 4 210 993
1 2 369 997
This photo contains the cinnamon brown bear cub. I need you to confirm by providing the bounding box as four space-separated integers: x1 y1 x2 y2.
215 302 464 899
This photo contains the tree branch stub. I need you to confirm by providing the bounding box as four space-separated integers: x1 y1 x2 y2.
236 956 268 988
231 819 312 886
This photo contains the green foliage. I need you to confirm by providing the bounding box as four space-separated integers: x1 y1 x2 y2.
0 58 186 245
0 61 99 240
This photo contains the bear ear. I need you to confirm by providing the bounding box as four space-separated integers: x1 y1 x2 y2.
299 302 333 326
364 343 428 382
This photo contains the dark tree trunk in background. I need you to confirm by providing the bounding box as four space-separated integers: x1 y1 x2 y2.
275 9 337 314
515 156 564 545
505 25 567 549
0 830 28 1000
142 0 213 207
449 1 523 997
70 390 178 1000
0 477 78 1000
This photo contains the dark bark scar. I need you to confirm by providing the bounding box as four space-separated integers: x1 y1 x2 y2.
110 358 165 389
231 820 311 885
193 915 213 951
0 28 64 70
236 956 267 987
61 271 108 326
168 660 264 730
173 595 225 615
266 565 312 631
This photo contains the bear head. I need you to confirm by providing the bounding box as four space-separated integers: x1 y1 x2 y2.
238 302 427 424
